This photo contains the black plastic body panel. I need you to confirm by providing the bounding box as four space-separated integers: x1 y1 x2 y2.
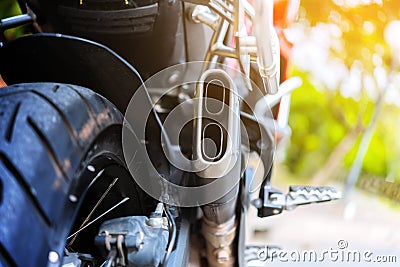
34 0 187 79
0 33 142 113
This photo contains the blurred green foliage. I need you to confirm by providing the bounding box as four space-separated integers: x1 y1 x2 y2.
0 1 28 39
288 74 400 176
286 0 400 201
286 71 343 176
0 1 20 17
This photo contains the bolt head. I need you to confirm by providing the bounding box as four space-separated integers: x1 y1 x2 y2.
87 165 95 172
48 251 59 264
69 195 78 202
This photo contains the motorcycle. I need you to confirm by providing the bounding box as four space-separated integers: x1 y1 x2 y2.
0 0 341 266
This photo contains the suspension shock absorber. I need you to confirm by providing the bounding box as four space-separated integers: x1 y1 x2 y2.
193 69 241 267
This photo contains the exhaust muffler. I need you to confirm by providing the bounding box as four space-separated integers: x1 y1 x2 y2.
193 69 241 267
193 69 241 180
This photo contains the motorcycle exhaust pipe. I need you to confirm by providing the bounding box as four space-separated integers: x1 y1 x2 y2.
193 69 241 180
193 69 241 267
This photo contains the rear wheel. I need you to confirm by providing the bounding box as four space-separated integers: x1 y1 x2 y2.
0 83 150 267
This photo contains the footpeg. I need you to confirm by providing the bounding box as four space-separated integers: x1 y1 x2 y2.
253 184 341 217
285 186 341 209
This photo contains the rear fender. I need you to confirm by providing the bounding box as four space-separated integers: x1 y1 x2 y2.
0 33 142 114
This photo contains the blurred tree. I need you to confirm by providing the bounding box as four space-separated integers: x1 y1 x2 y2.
286 0 400 199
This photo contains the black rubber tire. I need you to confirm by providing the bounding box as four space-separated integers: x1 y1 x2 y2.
0 83 145 267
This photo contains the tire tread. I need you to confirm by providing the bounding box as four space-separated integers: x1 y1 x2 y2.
0 83 123 267
30 90 78 144
0 151 52 227
0 241 17 267
4 102 20 142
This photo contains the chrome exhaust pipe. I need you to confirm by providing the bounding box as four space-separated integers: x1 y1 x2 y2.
193 69 241 179
193 69 241 267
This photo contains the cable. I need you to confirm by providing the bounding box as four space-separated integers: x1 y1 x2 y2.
162 204 177 267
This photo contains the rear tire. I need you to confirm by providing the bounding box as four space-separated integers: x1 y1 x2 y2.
0 83 148 267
